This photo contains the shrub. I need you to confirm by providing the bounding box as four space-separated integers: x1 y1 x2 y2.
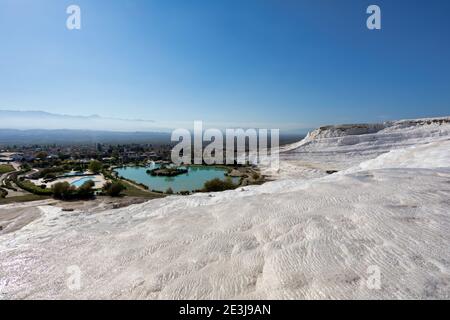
203 178 236 192
76 180 95 199
102 181 126 197
51 180 95 200
165 187 174 195
0 187 8 198
36 167 64 179
101 170 115 180
44 173 57 180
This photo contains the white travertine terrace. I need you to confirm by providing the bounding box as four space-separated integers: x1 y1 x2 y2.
1 117 449 299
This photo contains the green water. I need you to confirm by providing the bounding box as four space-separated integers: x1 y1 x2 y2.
114 164 239 193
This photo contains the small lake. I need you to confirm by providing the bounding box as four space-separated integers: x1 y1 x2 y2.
114 164 239 193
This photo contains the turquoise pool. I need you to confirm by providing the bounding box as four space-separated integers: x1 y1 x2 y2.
114 165 239 193
71 177 96 187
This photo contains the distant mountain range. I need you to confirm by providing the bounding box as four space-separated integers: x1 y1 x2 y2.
0 110 166 132
0 128 172 145
0 128 303 146
0 110 306 145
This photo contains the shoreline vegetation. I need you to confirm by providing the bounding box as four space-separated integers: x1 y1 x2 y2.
1 157 265 206
116 162 265 195
146 166 188 177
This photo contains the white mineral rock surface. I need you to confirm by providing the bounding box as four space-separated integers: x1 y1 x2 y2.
1 117 449 299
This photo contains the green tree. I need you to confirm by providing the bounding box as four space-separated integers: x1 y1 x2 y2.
88 160 103 174
35 151 48 160
102 181 126 197
112 150 119 157
20 163 31 171
52 182 76 200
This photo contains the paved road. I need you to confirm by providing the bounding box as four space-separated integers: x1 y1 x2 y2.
0 162 29 198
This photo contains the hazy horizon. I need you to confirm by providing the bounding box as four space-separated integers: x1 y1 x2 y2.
0 109 316 133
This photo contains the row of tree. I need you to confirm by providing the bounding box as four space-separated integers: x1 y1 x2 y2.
51 180 126 200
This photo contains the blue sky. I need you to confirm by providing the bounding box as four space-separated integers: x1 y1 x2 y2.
0 0 449 130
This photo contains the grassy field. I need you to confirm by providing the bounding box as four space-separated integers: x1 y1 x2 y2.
15 179 53 195
0 194 50 205
0 164 15 174
120 179 165 199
